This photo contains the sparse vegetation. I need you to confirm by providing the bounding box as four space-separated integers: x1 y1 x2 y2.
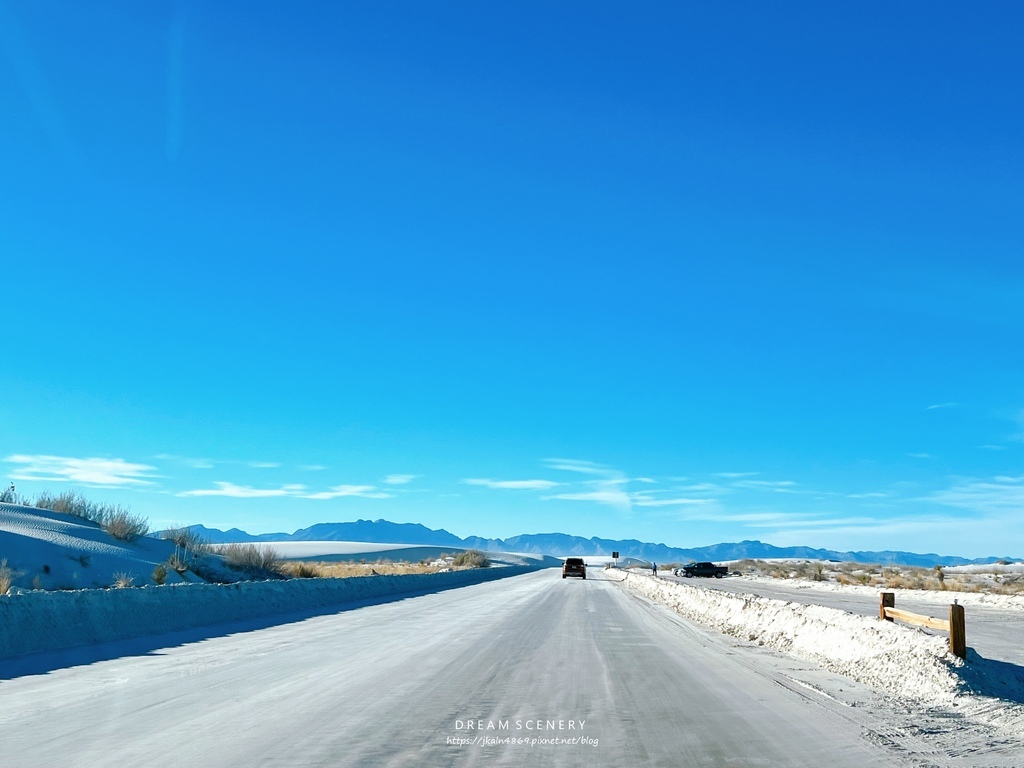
0 483 20 504
280 559 450 579
284 561 322 578
102 509 149 542
152 563 168 585
217 543 287 580
112 572 135 588
452 550 491 568
0 559 14 594
34 489 149 541
731 558 1024 595
162 526 211 556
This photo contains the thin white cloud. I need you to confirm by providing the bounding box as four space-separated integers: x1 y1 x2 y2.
383 474 417 485
299 464 328 471
541 458 634 513
178 479 392 500
249 461 281 469
674 482 724 493
632 497 714 507
464 478 559 490
926 476 1024 513
733 479 797 488
633 477 656 484
543 458 610 475
178 482 304 498
926 402 958 410
301 484 393 500
908 453 933 459
847 492 890 499
4 454 157 487
544 490 632 510
714 471 759 478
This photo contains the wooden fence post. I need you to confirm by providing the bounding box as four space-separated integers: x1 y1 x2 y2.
880 592 895 621
949 602 966 659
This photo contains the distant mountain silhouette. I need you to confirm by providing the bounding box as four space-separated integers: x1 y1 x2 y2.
165 519 1015 567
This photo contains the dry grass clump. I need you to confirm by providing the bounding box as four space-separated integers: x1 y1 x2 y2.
162 526 211 556
102 509 149 542
452 550 491 568
282 560 447 579
152 563 168 585
734 557 1024 595
112 572 135 588
284 561 323 579
216 543 286 580
34 489 148 541
0 558 15 594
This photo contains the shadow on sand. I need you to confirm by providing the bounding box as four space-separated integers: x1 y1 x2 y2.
1 586 474 682
956 649 1024 705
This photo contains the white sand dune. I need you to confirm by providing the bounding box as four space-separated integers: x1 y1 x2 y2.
0 503 194 590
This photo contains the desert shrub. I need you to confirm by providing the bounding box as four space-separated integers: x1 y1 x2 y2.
36 489 103 521
102 509 149 542
217 543 286 579
452 550 491 568
0 559 14 594
112 572 135 588
168 547 190 573
284 561 323 579
34 490 148 541
0 483 19 504
162 526 210 556
152 563 168 585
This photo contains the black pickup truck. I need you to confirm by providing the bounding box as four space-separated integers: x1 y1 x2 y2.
677 561 728 578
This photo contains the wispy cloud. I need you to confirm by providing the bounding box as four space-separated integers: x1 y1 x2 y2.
4 454 157 487
178 482 304 498
926 402 958 410
543 490 632 510
249 461 281 469
464 478 559 490
632 497 714 507
715 471 759 478
847 492 890 499
908 453 933 459
732 479 798 493
927 475 1024 513
301 485 393 500
542 458 633 513
178 481 392 500
299 464 328 471
383 474 417 485
543 458 610 475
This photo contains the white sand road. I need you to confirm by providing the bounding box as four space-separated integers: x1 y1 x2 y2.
4 569 1023 767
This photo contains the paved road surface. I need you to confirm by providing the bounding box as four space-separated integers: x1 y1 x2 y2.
0 569 1012 767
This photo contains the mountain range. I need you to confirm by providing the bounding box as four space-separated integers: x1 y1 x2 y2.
173 520 1017 568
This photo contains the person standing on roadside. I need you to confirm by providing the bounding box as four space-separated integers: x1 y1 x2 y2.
652 562 658 576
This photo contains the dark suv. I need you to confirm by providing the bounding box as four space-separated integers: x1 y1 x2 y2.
562 557 586 579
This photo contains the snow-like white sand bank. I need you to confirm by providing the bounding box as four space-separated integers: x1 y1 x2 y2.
615 570 959 704
0 503 545 660
0 565 534 660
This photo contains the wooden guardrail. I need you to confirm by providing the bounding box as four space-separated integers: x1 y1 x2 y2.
879 592 966 659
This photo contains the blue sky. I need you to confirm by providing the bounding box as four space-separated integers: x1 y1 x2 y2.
1 2 1022 557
